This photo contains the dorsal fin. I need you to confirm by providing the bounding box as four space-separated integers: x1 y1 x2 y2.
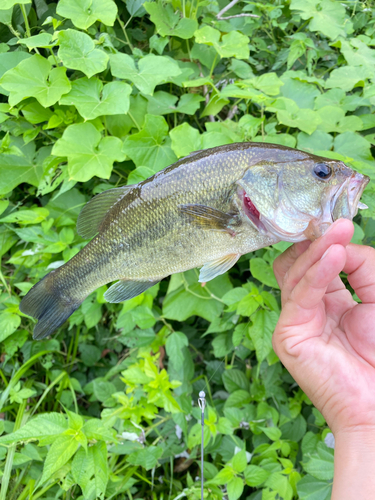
77 186 132 239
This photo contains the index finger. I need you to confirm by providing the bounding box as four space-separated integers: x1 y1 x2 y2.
273 240 311 288
344 244 375 303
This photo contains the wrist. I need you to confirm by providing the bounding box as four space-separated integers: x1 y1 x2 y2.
331 427 375 500
334 425 375 453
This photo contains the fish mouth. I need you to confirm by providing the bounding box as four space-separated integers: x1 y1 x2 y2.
243 193 267 232
331 172 370 220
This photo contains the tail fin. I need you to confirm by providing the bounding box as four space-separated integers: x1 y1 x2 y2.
20 273 82 340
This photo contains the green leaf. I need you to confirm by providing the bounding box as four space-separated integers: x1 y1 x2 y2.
18 33 53 49
79 344 102 366
334 131 373 164
72 441 108 498
144 2 198 39
0 413 68 444
122 114 177 172
303 443 334 481
163 272 232 322
274 98 321 134
253 73 284 96
0 200 9 216
0 6 13 24
127 445 163 470
237 292 261 317
57 0 117 29
231 450 247 473
212 333 233 358
248 309 279 363
259 426 282 441
290 0 348 40
60 77 132 120
297 130 333 154
46 188 86 226
52 122 125 182
244 464 270 486
216 417 233 435
0 52 31 86
265 472 294 500
0 312 21 342
41 434 79 484
339 38 375 78
22 101 53 124
316 106 362 133
166 331 189 369
194 26 249 59
146 91 203 116
71 446 92 495
170 122 202 158
280 75 319 108
281 413 307 442
224 389 251 408
296 474 332 500
109 53 181 95
211 466 235 485
1 0 30 8
262 133 296 148
227 476 244 500
58 30 109 79
250 258 279 289
222 369 250 393
0 153 43 195
325 66 369 92
0 54 71 107
125 0 147 17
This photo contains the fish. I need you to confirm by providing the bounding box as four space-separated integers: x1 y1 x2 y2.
19 142 370 339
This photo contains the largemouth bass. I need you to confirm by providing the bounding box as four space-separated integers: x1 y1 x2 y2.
20 142 369 339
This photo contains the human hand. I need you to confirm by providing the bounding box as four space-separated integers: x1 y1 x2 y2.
272 219 375 436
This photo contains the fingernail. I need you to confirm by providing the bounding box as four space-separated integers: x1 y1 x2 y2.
321 246 332 260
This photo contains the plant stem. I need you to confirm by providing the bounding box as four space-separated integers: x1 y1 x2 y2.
128 111 141 130
70 326 81 366
117 15 133 51
0 350 56 413
20 4 31 38
30 481 59 500
0 388 30 500
0 368 9 387
31 371 66 416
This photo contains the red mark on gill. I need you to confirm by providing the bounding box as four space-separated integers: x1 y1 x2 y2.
244 194 260 219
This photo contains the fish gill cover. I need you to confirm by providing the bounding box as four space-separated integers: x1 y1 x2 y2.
0 1 374 499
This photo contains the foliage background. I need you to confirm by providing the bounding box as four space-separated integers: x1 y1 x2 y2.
0 0 374 499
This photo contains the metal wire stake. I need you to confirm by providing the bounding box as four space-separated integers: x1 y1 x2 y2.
198 390 206 500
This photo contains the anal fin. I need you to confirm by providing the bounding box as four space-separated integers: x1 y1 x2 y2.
104 279 160 303
179 204 241 234
198 254 240 283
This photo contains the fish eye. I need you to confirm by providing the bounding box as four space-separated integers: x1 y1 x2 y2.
313 163 332 180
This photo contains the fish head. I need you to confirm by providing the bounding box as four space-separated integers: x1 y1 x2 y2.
238 155 369 242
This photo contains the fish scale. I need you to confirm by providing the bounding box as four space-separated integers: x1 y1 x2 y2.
20 142 369 339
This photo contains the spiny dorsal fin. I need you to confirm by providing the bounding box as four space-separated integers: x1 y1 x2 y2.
199 254 240 283
77 186 132 239
104 279 160 303
179 204 241 233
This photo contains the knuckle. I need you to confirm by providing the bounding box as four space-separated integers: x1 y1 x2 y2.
365 246 375 260
271 331 280 356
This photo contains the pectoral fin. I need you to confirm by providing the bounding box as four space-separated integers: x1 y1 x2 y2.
104 279 160 303
199 254 240 283
179 204 241 233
